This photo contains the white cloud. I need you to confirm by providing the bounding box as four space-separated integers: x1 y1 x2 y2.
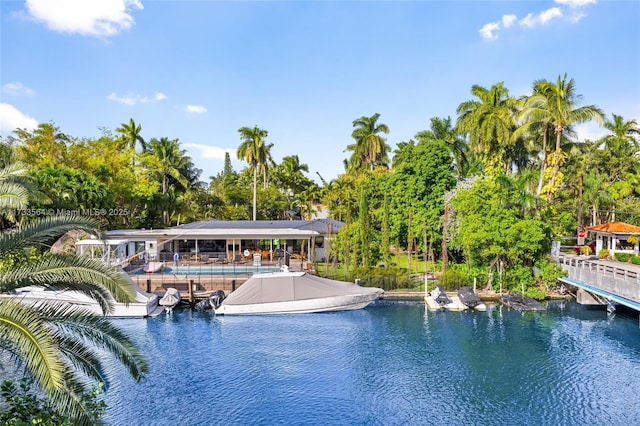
574 122 607 142
0 103 38 132
184 105 207 114
107 91 167 105
555 0 597 8
479 22 500 40
183 143 235 160
568 12 587 23
2 82 35 96
479 0 594 39
502 14 517 29
24 0 143 37
538 7 563 25
520 8 562 28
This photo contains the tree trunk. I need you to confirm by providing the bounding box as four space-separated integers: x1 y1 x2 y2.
547 127 564 200
441 203 449 274
252 165 257 221
577 173 583 236
536 124 549 197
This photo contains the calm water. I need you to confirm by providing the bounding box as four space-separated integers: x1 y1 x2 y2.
104 300 640 426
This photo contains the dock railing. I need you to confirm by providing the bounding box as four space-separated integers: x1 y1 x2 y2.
558 254 640 303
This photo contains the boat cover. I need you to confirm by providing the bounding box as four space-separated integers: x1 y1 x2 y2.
222 272 382 306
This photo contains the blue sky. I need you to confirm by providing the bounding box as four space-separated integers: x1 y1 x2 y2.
1 0 639 184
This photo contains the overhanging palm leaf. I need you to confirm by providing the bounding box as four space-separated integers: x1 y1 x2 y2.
0 300 147 425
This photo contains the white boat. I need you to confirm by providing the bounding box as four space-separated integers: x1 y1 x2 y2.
424 286 467 311
3 280 163 318
159 287 181 313
214 270 383 315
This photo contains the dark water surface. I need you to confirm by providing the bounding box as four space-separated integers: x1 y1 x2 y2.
105 300 640 425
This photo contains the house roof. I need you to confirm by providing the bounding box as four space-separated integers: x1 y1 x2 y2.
585 221 640 234
106 219 344 241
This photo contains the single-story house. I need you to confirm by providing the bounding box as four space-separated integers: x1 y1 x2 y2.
586 221 640 256
104 218 345 264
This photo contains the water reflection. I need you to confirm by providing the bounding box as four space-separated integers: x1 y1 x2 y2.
105 300 640 425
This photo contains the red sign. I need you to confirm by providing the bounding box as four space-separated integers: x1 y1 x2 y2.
578 229 586 238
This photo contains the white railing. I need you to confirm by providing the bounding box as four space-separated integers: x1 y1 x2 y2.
558 255 640 302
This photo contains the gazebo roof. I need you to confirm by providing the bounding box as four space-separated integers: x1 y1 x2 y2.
586 221 640 234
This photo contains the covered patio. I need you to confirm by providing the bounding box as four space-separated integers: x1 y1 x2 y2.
586 221 640 257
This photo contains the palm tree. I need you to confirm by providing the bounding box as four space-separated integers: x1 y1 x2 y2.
416 116 469 176
346 113 390 173
258 142 275 189
237 126 269 221
456 82 520 178
144 137 191 225
523 74 604 199
0 165 147 425
600 114 640 180
115 118 145 151
0 162 35 222
275 155 310 195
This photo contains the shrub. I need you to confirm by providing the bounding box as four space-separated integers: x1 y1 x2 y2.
598 248 610 259
614 252 632 262
503 265 535 291
631 255 640 266
0 379 106 425
525 286 547 301
348 266 417 291
580 245 592 256
438 269 471 291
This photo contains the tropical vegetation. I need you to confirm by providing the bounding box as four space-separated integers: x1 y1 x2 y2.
0 164 147 425
0 73 638 297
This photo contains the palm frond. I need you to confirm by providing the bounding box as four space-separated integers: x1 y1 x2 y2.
0 254 137 313
0 300 67 393
0 215 103 257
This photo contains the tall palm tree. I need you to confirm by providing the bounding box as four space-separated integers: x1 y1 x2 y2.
416 116 469 176
115 118 145 151
523 74 604 199
0 164 147 425
456 82 520 178
237 126 269 221
258 142 274 189
143 138 191 225
600 114 640 179
346 113 390 173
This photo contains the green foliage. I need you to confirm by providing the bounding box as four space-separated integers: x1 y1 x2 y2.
614 252 632 262
450 178 551 267
598 248 610 259
0 378 106 425
535 260 567 290
503 265 536 291
631 255 640 265
524 286 547 301
0 209 147 424
381 139 456 250
347 266 417 291
437 269 471 291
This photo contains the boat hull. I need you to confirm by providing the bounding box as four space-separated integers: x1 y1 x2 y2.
3 286 162 318
216 291 382 315
424 294 468 311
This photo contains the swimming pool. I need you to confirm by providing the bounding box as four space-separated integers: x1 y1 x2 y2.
157 265 281 275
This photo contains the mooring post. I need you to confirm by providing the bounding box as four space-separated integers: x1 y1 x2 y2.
146 279 151 293
189 279 194 303
232 279 236 292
